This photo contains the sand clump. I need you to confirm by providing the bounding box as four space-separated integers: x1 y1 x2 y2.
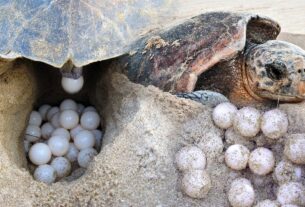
0 61 304 206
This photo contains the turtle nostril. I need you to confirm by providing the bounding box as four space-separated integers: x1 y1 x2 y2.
298 69 302 73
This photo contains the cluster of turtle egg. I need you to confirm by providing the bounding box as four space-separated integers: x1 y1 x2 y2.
24 99 103 184
175 146 211 199
212 102 305 207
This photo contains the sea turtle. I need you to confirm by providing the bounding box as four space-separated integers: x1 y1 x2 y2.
111 12 305 107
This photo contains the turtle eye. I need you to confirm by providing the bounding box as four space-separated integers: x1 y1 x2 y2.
265 63 286 80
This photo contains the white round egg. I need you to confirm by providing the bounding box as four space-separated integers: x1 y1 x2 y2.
212 102 237 129
273 160 302 184
175 146 206 172
82 106 97 114
50 157 71 178
70 124 84 139
29 143 52 165
78 148 97 168
48 136 69 156
65 143 79 162
249 147 275 175
50 112 61 128
80 111 100 130
61 76 84 94
51 128 70 141
34 164 56 184
233 107 261 138
277 182 305 206
41 122 55 139
181 170 211 199
25 125 41 142
29 111 42 126
284 134 305 164
74 130 95 150
225 144 250 170
261 109 288 139
60 99 78 111
59 110 79 129
228 178 255 207
46 106 59 121
92 129 103 149
38 104 51 121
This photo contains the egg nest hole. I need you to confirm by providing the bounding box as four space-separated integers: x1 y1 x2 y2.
0 59 109 183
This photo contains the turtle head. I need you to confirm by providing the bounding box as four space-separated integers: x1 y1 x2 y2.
244 40 305 102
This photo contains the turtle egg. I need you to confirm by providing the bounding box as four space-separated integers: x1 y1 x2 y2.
59 110 79 129
51 128 70 141
61 76 84 94
70 124 84 139
34 164 56 184
212 102 237 129
261 109 288 139
41 122 55 139
225 144 250 171
80 111 100 130
48 136 69 156
60 99 78 111
228 178 255 207
281 205 299 207
284 134 305 164
181 170 211 199
65 143 79 162
83 106 97 114
46 106 59 121
74 130 95 150
277 182 305 206
25 125 41 142
38 104 51 121
29 143 52 165
77 148 97 168
254 200 279 207
249 147 275 175
273 160 302 184
175 146 206 172
29 111 42 126
92 129 103 149
50 157 71 178
24 140 31 153
77 103 85 114
233 107 261 138
50 112 61 128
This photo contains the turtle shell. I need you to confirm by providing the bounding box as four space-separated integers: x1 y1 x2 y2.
0 0 174 68
118 12 281 93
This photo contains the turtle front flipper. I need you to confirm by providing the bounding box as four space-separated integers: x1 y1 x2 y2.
176 90 229 107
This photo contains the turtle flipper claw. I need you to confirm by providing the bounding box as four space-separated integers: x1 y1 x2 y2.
176 90 229 107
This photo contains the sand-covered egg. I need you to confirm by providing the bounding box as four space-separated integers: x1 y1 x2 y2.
273 160 302 184
233 107 261 138
181 170 211 199
51 157 71 178
228 178 255 207
29 143 52 165
249 147 275 175
261 109 288 139
212 102 237 129
225 144 250 170
254 200 279 207
284 134 305 164
175 146 206 172
77 148 98 168
34 164 56 184
277 182 305 206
